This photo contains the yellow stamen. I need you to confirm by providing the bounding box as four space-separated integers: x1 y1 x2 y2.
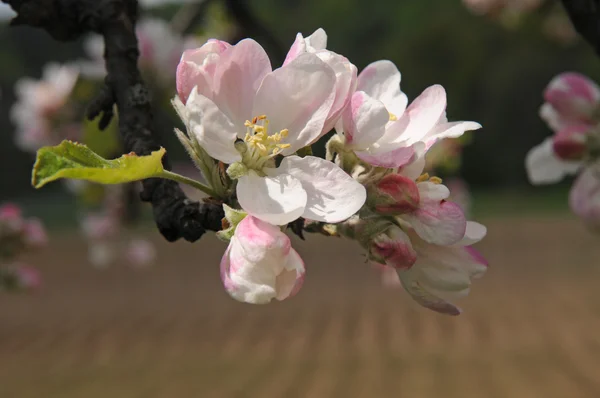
389 112 398 122
416 173 430 183
243 115 290 157
429 176 443 184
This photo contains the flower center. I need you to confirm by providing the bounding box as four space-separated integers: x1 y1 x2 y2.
227 115 291 180
243 115 290 157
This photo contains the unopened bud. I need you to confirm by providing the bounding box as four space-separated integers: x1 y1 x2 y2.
369 225 417 270
552 125 588 161
369 174 420 215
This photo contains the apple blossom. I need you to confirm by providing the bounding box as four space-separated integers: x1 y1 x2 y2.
338 60 481 168
397 222 488 315
220 215 305 304
10 63 79 152
174 38 366 225
368 225 417 270
569 165 600 230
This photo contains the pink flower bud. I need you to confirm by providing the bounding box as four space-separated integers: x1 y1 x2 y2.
369 226 417 270
371 174 420 215
176 39 231 104
544 72 600 125
552 124 588 161
14 264 41 290
221 216 305 304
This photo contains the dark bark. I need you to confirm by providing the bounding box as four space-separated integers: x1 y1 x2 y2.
560 0 600 54
3 0 224 242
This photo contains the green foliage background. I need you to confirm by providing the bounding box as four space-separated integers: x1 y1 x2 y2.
0 0 598 199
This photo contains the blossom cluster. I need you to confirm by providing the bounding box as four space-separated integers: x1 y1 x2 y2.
0 203 47 292
174 29 488 314
527 72 600 230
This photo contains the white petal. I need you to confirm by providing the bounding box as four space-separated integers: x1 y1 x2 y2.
424 121 482 144
213 39 272 130
455 221 487 246
417 181 450 202
252 53 336 154
341 91 389 150
186 88 241 164
399 142 427 179
279 156 366 223
390 85 447 145
525 138 580 184
276 249 305 300
237 171 307 225
305 28 328 51
357 60 408 117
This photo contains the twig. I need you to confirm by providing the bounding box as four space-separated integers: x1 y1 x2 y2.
3 0 224 243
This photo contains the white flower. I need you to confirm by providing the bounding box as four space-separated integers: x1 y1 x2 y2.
338 61 481 168
174 38 366 225
220 216 305 304
10 63 79 152
525 136 580 184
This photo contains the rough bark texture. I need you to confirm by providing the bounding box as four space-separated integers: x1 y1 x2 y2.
560 0 600 54
3 0 224 242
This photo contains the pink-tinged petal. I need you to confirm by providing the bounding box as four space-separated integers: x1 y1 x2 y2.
397 270 462 316
283 33 307 65
252 52 336 154
552 124 588 161
341 91 389 149
237 171 307 226
176 39 231 103
544 72 600 124
423 121 482 149
403 201 467 246
221 216 302 304
276 249 305 300
525 138 580 185
213 39 272 129
569 167 600 229
389 85 447 145
279 156 366 223
370 226 417 270
186 87 241 164
357 60 408 117
316 51 357 134
305 28 328 51
23 219 48 247
356 145 415 168
371 173 420 215
455 221 487 246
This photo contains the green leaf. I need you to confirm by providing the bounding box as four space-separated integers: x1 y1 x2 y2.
32 140 166 189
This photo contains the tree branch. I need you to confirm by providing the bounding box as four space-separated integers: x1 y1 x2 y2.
3 0 224 242
560 0 600 54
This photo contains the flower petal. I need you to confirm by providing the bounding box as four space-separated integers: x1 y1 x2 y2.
341 91 389 149
276 249 305 300
356 146 415 168
237 171 307 225
388 85 447 145
213 39 272 130
403 201 466 246
569 166 600 229
279 156 366 223
357 60 408 117
455 221 487 246
371 226 417 270
305 28 328 51
417 181 450 202
399 142 427 180
525 138 580 185
186 87 241 164
423 121 482 148
252 52 336 154
397 270 462 315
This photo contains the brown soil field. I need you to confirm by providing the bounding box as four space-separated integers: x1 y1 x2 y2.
1 216 600 398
